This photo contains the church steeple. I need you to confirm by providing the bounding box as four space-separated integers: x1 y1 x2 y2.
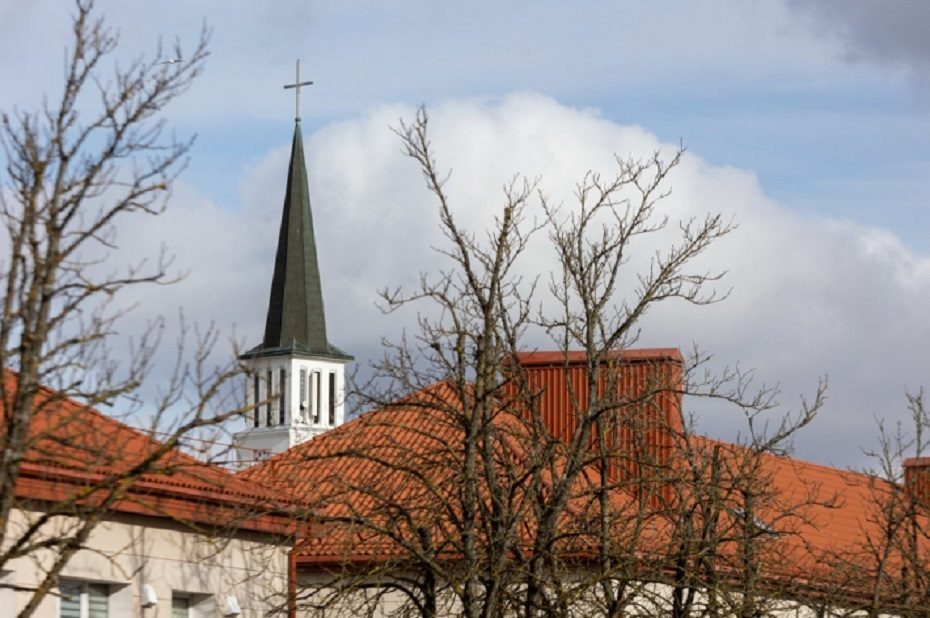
258 123 335 356
235 107 352 465
241 122 350 361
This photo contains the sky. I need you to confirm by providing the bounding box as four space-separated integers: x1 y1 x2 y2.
2 0 930 469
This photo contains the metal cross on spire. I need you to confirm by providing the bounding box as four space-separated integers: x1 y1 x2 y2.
283 59 313 122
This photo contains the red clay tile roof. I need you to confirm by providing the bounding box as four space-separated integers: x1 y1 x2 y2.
241 382 493 562
238 378 666 566
678 437 890 575
238 349 929 603
7 373 294 535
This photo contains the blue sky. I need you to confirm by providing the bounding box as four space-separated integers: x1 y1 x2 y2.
3 1 930 467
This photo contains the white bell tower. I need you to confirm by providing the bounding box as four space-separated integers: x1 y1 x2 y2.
236 353 349 463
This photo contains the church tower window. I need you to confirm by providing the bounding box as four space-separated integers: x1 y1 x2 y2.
311 371 321 424
265 370 273 426
279 368 287 425
328 372 336 426
253 374 260 427
299 368 308 421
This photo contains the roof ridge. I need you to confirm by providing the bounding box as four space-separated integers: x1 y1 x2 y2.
690 434 881 487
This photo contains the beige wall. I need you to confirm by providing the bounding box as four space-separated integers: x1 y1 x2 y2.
295 570 885 618
3 508 290 618
296 571 455 618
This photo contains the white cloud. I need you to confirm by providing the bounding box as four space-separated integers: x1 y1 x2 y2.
107 93 930 468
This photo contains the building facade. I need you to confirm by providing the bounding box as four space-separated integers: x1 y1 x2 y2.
2 509 289 618
2 379 295 618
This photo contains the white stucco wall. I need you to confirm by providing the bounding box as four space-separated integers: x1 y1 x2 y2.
3 508 290 618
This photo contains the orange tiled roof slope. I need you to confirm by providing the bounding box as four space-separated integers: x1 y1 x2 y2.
6 373 293 534
241 381 537 563
674 437 910 586
237 365 665 571
239 349 929 604
509 347 924 590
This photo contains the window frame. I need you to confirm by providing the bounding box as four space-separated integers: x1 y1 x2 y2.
252 373 261 427
328 371 336 426
299 367 308 421
311 370 321 424
265 369 273 426
171 593 191 618
278 367 287 425
58 580 109 618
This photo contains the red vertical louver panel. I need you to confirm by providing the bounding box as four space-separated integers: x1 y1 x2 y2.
501 349 683 488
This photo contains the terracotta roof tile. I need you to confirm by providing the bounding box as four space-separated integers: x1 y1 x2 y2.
238 349 929 598
6 372 293 534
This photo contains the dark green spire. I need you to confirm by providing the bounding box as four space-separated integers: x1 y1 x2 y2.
243 122 351 360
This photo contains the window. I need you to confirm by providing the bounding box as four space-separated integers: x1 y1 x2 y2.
278 367 287 425
299 367 308 420
171 595 190 618
311 371 321 424
252 374 260 427
265 369 273 426
730 507 780 537
59 581 108 618
328 372 336 426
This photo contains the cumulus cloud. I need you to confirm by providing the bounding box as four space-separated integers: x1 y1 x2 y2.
106 93 930 468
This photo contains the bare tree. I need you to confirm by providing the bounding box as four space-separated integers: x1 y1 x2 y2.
258 107 546 618
275 105 841 618
371 108 539 618
290 107 759 617
522 145 732 617
0 2 265 615
815 391 930 618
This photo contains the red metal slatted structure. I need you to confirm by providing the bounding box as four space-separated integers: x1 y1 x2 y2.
502 349 683 484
